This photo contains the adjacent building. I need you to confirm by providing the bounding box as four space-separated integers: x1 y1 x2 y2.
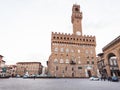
98 35 120 77
47 4 97 78
97 53 107 78
0 55 5 67
6 65 17 77
0 55 6 77
16 62 42 76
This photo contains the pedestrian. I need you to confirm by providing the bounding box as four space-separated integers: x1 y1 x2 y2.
107 76 111 81
34 76 35 80
100 76 103 81
103 76 106 81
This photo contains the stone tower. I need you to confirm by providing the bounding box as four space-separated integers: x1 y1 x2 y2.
71 4 82 36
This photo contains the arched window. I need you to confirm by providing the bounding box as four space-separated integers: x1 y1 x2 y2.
78 50 80 53
90 50 93 54
64 37 66 40
60 59 64 63
78 61 81 64
60 48 64 52
85 50 88 54
66 59 69 63
54 59 58 64
54 47 58 52
75 8 79 11
66 48 69 53
57 37 59 39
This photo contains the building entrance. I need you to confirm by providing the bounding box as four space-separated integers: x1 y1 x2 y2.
87 70 92 77
72 73 74 77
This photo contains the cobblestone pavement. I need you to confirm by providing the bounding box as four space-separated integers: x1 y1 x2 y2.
0 78 119 90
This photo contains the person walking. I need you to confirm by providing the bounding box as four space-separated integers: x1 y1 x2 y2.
107 76 111 81
34 76 36 80
103 76 106 81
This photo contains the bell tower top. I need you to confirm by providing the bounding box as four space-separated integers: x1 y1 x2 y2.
72 4 80 13
71 4 83 36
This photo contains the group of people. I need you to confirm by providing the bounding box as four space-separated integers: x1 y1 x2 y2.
100 76 112 81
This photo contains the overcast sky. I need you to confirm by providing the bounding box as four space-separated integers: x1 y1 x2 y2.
0 0 120 66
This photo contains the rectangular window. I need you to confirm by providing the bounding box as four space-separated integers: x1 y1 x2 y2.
92 61 94 64
78 67 82 69
72 67 74 71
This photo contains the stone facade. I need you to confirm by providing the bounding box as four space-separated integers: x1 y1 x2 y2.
6 65 17 77
16 62 42 76
47 4 97 78
97 53 107 78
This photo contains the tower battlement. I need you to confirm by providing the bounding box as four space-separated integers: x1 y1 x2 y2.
52 32 95 38
52 32 72 36
51 32 96 46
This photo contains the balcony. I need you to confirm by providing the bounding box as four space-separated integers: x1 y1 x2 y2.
70 60 76 65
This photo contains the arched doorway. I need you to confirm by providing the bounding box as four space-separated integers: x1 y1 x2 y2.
87 70 92 77
72 73 74 77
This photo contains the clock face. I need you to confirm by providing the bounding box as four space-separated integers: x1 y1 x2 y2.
76 31 81 35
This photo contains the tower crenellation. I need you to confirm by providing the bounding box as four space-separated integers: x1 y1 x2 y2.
52 32 96 47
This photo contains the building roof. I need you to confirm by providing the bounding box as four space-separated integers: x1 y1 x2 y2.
102 35 120 51
16 62 41 64
97 53 104 56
